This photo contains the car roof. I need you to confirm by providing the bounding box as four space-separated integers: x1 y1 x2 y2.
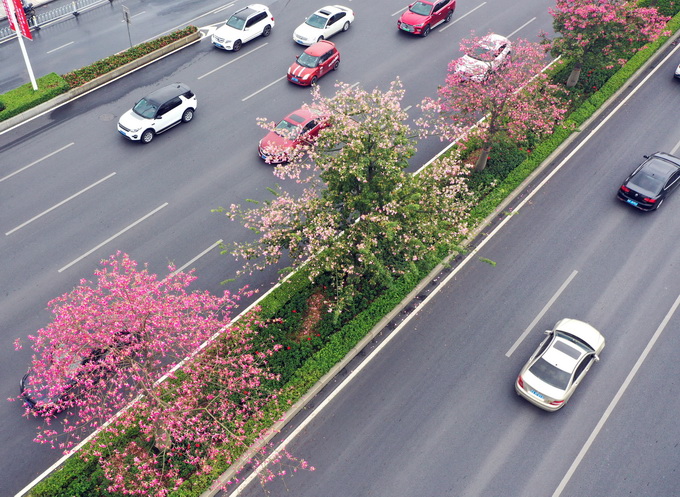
144 83 191 105
284 108 318 124
641 153 680 179
234 3 269 18
305 40 336 55
316 5 350 16
541 337 587 373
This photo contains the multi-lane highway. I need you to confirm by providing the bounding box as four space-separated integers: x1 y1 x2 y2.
6 0 674 496
226 24 680 497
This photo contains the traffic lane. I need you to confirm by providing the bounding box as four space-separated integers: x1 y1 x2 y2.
0 0 239 93
556 304 680 497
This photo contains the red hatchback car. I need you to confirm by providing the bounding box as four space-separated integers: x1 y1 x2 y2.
287 40 340 86
397 0 456 37
258 108 328 163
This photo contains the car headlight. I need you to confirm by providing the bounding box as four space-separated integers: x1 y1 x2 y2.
414 23 424 27
302 74 310 80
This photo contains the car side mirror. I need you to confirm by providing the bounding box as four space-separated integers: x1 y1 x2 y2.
643 155 649 159
593 354 600 362
296 55 300 60
544 329 551 335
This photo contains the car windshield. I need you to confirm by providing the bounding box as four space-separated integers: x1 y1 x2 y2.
468 45 495 62
274 119 301 139
629 170 665 196
226 14 246 30
409 1 433 15
306 13 328 29
297 52 320 68
132 98 158 119
528 357 571 390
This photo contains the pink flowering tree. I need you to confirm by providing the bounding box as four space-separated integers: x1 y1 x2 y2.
547 0 669 86
419 36 568 172
16 252 296 494
222 80 472 313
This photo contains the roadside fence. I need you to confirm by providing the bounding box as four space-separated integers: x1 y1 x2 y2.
0 0 114 42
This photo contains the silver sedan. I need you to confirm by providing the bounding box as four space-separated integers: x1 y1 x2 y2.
515 318 605 411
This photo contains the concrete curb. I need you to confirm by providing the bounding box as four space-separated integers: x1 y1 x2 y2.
0 30 200 133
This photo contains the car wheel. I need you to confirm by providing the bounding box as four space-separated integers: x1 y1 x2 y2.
342 21 350 31
445 10 453 22
317 35 324 42
422 25 430 37
262 25 271 37
141 129 154 144
333 60 339 71
233 39 242 52
311 76 318 86
654 198 664 210
181 108 194 123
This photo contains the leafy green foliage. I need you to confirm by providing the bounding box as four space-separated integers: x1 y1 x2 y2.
0 73 69 122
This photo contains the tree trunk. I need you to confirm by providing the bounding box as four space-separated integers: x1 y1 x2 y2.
566 62 582 88
474 144 492 172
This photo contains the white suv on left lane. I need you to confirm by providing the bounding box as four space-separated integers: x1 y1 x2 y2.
117 83 197 144
212 4 275 52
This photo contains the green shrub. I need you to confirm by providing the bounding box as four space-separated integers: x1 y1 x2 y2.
0 73 69 122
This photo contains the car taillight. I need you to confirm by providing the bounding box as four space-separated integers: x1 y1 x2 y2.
620 185 630 193
643 197 657 203
517 376 524 388
549 400 564 406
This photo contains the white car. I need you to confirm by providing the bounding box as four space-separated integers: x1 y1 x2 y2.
453 33 512 82
293 5 354 46
515 318 605 411
212 4 275 52
117 83 197 144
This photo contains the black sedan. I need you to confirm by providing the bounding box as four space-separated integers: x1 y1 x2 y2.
617 152 680 211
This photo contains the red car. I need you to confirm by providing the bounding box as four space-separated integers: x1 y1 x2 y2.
258 108 328 163
397 0 456 37
287 40 340 86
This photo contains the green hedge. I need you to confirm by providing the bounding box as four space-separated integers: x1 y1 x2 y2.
62 26 198 88
0 73 69 122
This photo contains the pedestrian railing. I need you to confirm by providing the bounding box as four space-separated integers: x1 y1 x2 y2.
0 0 115 42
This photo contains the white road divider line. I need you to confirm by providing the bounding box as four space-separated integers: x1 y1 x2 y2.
197 43 268 80
552 292 680 497
505 270 578 357
440 2 487 31
0 142 74 183
172 239 223 275
242 76 286 101
46 41 74 54
6 172 116 236
58 203 168 273
507 16 536 38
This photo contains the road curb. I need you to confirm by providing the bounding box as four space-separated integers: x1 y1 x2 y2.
0 30 200 134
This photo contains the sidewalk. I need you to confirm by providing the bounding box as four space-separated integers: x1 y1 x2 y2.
1 0 57 21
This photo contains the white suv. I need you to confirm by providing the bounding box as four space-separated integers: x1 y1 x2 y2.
212 4 275 52
117 83 197 144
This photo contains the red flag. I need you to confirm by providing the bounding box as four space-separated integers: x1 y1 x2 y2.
3 0 32 40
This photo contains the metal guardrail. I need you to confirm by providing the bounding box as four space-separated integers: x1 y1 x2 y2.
0 0 114 42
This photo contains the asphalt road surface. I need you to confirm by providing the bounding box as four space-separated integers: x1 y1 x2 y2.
0 0 620 495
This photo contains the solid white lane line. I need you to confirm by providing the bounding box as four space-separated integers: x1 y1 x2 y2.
172 239 223 275
6 172 116 235
507 17 536 38
440 2 487 32
242 76 286 101
197 43 268 80
505 270 578 357
46 41 74 54
0 143 74 183
58 203 168 273
552 292 680 497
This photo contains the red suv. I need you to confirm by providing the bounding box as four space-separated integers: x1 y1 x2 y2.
397 0 456 37
287 40 340 86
